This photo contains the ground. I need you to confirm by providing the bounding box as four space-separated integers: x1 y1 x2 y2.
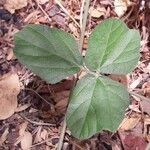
0 0 150 149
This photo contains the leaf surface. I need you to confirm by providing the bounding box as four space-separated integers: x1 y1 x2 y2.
14 24 82 84
66 75 129 139
85 18 140 74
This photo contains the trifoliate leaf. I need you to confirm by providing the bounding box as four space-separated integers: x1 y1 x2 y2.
85 18 140 74
66 75 129 139
14 24 82 84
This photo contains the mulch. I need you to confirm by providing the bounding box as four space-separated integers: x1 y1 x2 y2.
0 0 150 149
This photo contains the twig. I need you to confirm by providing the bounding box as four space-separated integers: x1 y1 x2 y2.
122 5 134 21
34 0 51 22
69 140 85 150
129 91 150 102
133 88 150 92
29 138 51 149
19 114 55 126
55 0 80 28
79 0 91 52
57 118 67 150
24 88 51 105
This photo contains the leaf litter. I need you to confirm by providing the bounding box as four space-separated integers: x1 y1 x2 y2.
0 72 20 120
0 0 150 149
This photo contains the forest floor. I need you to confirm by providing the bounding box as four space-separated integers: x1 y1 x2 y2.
0 0 150 149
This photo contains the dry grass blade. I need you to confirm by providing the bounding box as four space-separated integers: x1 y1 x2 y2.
19 114 55 126
129 91 150 103
34 0 51 22
55 0 80 28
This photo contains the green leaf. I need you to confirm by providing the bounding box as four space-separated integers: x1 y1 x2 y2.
85 18 140 74
66 75 129 139
14 24 82 84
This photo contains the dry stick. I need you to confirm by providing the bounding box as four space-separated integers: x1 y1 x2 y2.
134 88 150 92
57 118 67 150
55 0 80 28
19 114 55 126
28 138 51 149
34 0 51 22
69 139 85 150
122 5 134 21
129 91 150 102
57 1 91 149
24 88 51 105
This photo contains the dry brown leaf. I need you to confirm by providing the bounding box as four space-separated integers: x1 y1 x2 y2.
19 122 28 136
40 129 48 140
6 48 14 60
0 73 20 120
120 114 141 130
55 99 68 114
122 132 147 150
54 91 70 103
140 99 150 115
15 103 31 113
130 76 142 90
89 7 106 18
69 23 79 38
4 0 28 14
114 0 131 17
15 122 32 149
142 81 150 97
52 15 66 26
129 104 141 113
54 91 69 114
20 131 32 150
24 10 40 23
15 122 28 146
34 126 42 143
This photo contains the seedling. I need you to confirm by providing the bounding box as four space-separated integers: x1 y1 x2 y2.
14 18 140 139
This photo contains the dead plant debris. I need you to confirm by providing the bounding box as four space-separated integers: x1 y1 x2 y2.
0 0 150 149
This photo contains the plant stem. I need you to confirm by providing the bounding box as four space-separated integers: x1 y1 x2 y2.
79 0 91 52
57 1 91 149
57 118 67 150
82 65 100 77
